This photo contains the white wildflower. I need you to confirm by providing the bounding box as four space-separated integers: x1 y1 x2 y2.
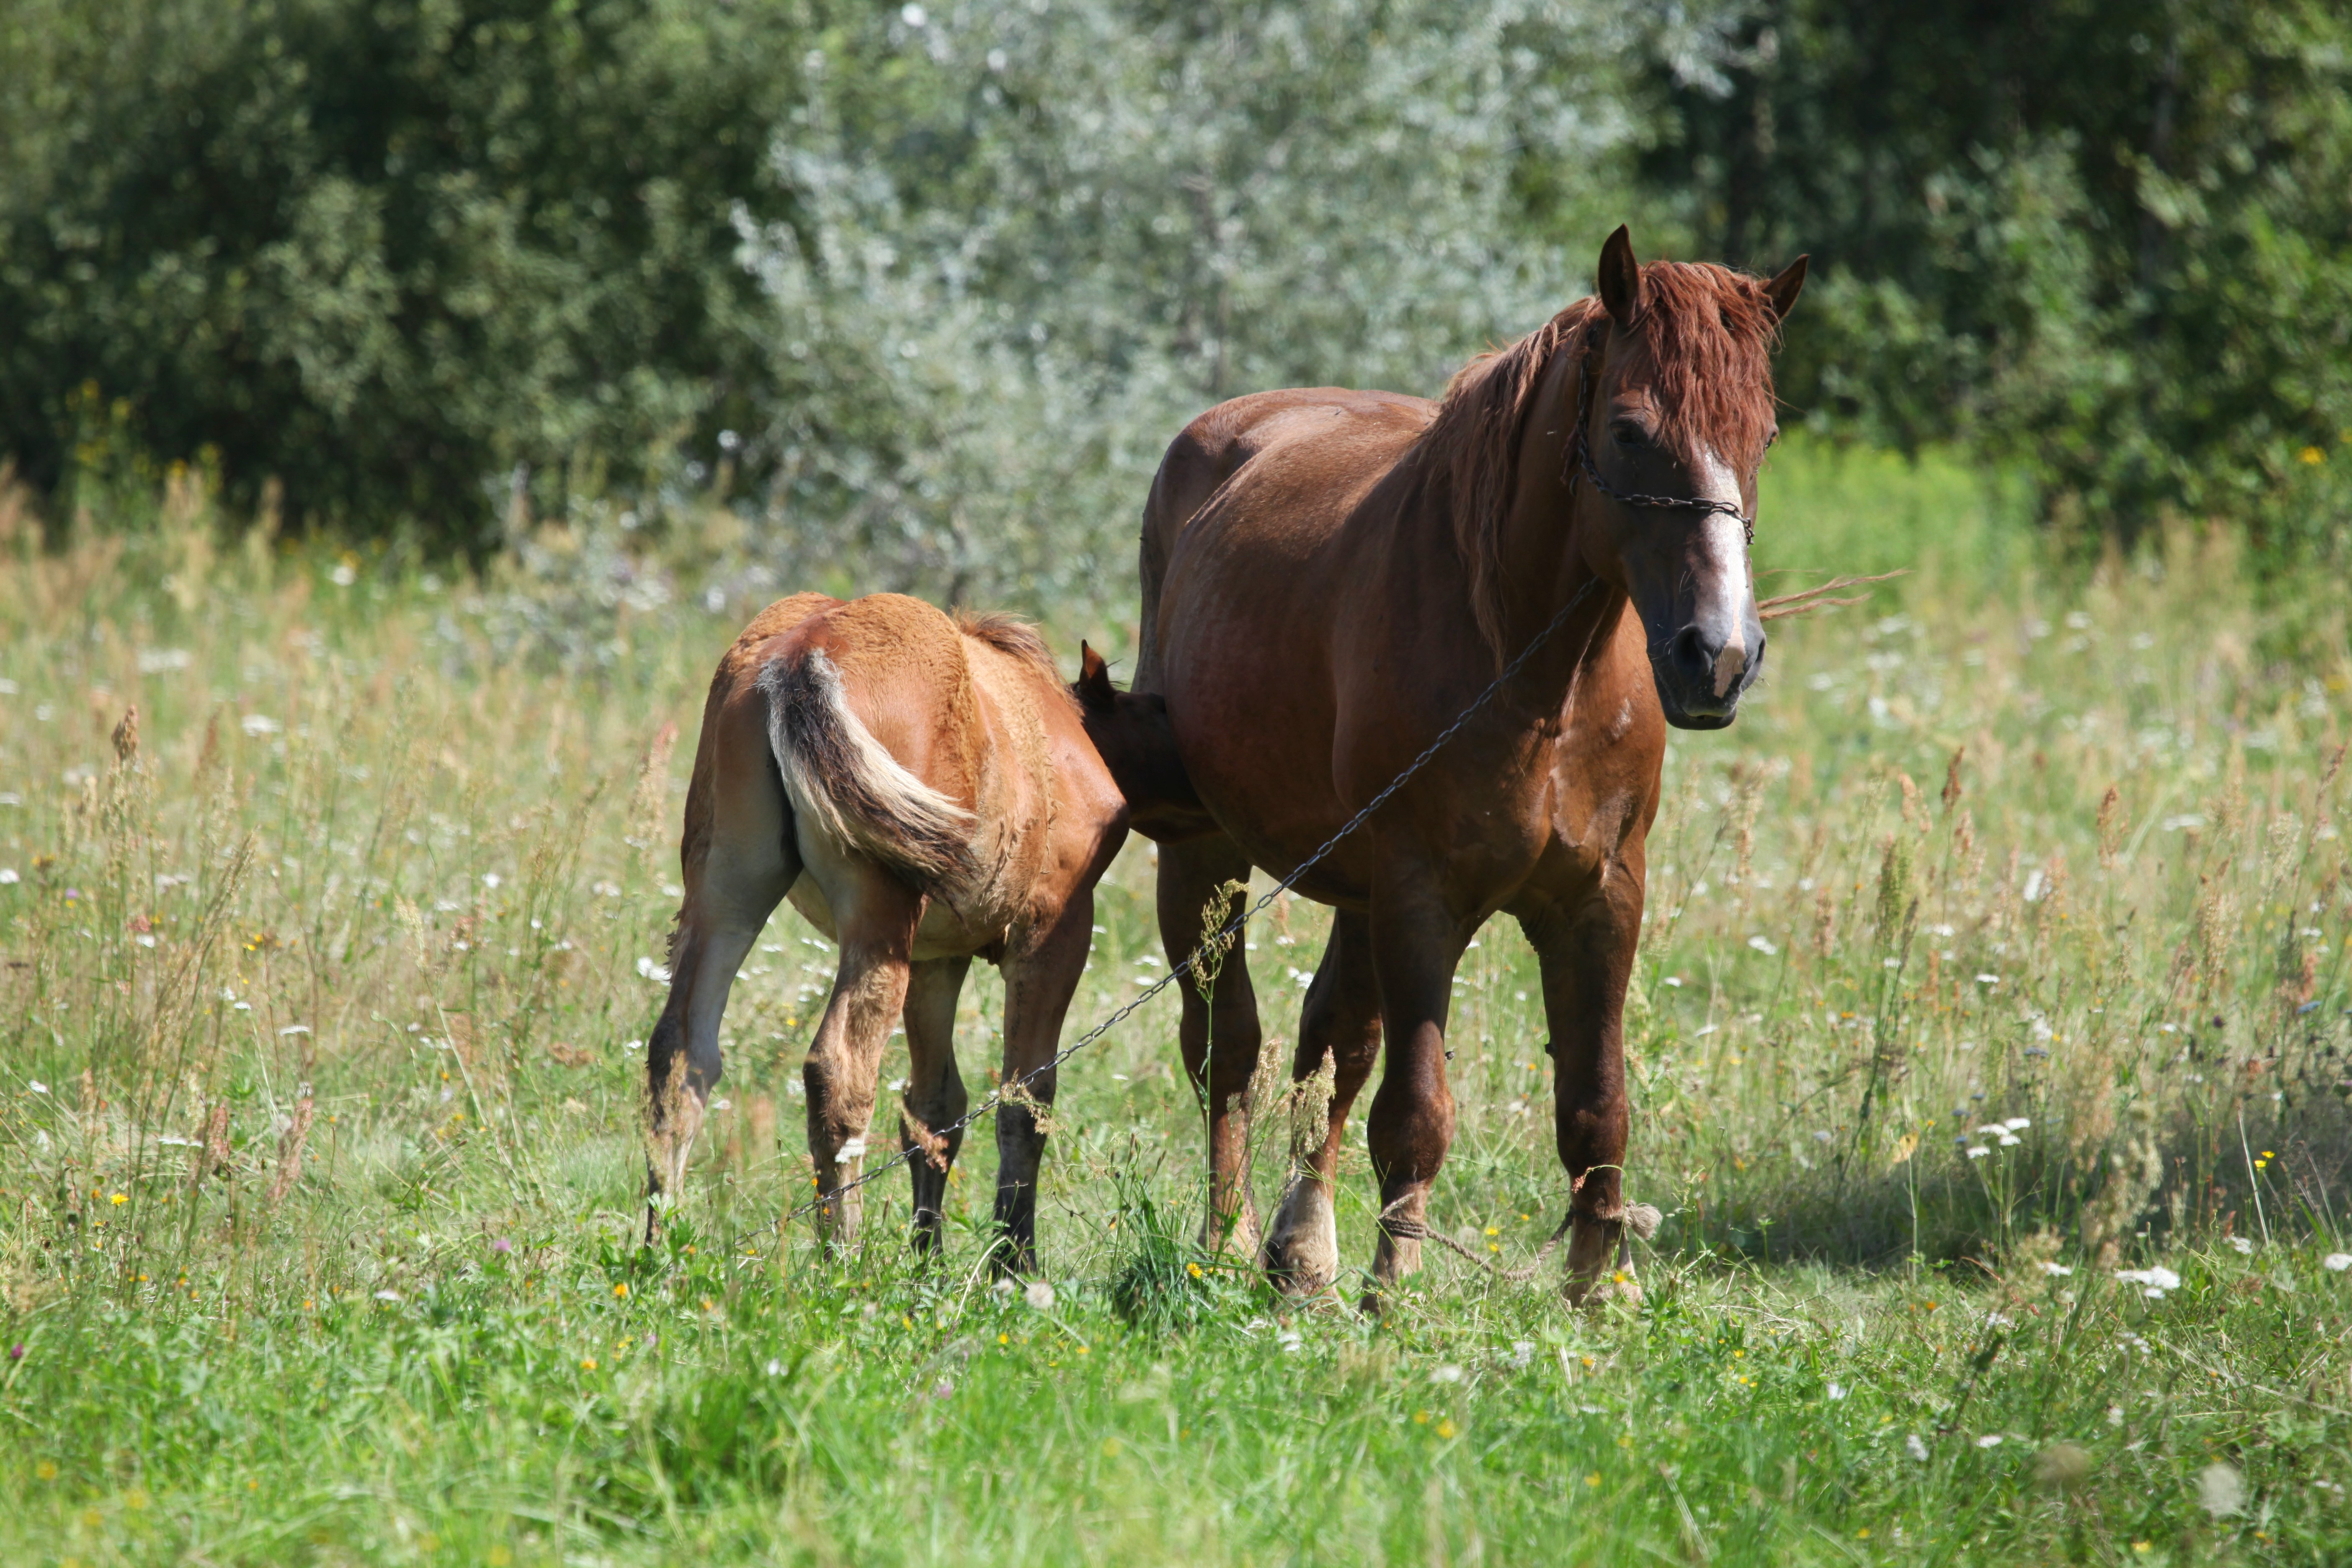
2325 1253 2352 1272
2198 1462 2244 1518
1906 1434 1930 1462
1024 1279 1056 1311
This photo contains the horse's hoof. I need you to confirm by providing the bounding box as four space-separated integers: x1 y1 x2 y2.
1564 1268 1645 1310
1261 1184 1340 1297
1263 1248 1338 1300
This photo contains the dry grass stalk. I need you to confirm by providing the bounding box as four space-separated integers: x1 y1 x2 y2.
1285 1047 1338 1176
1755 569 1908 622
628 721 680 868
266 1096 315 1209
191 1101 232 1191
994 1074 1063 1139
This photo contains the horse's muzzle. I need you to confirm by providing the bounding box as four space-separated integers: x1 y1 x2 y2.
1649 624 1764 729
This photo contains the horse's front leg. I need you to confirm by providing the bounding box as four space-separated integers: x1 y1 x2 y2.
1261 909 1382 1297
1361 870 1470 1312
1521 867 1648 1306
1156 836 1266 1258
990 889 1096 1275
801 875 921 1256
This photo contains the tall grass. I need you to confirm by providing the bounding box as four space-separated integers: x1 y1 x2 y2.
0 449 2346 1563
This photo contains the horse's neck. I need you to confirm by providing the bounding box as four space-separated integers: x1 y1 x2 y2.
1483 353 1620 709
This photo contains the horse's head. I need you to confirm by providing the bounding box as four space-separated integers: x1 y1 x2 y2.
1575 228 1805 729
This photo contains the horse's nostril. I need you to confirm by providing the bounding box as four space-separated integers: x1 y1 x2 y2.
1669 626 1711 679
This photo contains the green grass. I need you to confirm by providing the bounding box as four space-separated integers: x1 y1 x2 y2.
2 448 2350 1564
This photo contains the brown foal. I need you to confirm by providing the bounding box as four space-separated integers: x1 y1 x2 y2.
643 592 1129 1269
1135 227 1806 1305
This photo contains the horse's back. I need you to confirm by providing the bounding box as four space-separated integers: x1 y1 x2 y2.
1138 387 1432 687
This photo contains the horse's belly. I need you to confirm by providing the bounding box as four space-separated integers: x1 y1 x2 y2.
781 873 1020 964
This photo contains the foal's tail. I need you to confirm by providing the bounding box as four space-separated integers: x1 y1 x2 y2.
758 648 977 895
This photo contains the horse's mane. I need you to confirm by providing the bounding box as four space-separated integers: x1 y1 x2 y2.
1423 260 1784 663
954 610 1077 710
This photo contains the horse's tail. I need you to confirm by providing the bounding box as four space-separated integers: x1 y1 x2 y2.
758 647 976 895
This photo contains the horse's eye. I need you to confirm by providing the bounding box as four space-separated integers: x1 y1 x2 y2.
1609 420 1647 450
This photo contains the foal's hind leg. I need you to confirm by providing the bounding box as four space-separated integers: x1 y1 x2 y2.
645 685 797 1240
990 890 1095 1275
801 873 922 1255
1156 836 1266 1257
1261 910 1382 1297
900 955 972 1258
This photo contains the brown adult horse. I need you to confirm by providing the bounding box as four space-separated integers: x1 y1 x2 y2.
1136 228 1805 1305
643 592 1129 1269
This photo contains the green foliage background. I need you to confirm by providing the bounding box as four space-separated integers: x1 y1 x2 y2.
4 0 2351 583
1644 0 2352 554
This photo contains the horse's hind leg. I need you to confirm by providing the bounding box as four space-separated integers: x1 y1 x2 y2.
990 890 1094 1275
802 872 921 1255
645 685 797 1240
900 955 972 1258
1261 910 1382 1297
1156 836 1266 1257
1522 878 1645 1307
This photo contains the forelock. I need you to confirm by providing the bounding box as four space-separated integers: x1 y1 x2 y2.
1615 261 1781 472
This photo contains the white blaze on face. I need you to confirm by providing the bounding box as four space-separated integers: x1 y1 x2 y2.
1692 444 1753 697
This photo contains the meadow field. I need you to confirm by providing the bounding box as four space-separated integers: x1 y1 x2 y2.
2 445 2349 1565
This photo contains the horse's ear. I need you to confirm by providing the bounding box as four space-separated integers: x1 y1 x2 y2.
1075 640 1114 710
1597 224 1643 328
1765 254 1809 322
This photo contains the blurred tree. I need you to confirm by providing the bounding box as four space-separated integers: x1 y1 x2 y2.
0 0 1659 576
728 0 1653 619
1641 0 2352 550
0 0 807 549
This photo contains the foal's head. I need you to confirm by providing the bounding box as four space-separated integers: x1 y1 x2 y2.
1072 642 1208 841
1577 228 1805 728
